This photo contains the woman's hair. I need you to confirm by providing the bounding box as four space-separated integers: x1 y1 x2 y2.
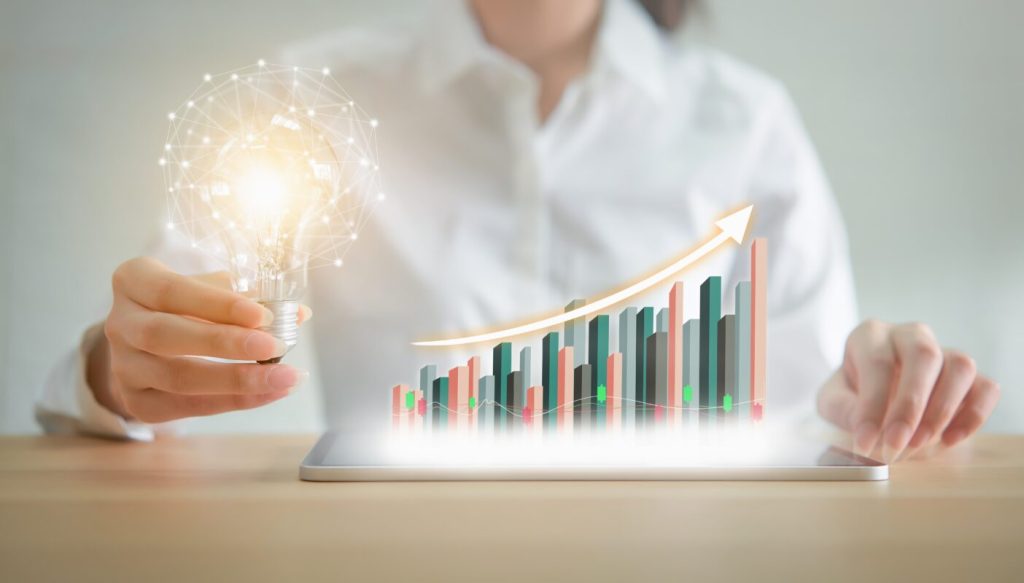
636 0 699 32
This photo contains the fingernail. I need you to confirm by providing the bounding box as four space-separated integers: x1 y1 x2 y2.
244 332 286 360
300 304 313 321
259 307 275 327
267 366 306 391
944 429 966 446
854 421 879 457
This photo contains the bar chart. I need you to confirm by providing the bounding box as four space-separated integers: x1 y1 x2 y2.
391 238 768 436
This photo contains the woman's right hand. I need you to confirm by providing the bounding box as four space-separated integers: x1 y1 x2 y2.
87 257 308 423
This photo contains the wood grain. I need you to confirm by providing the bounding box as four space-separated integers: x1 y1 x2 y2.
1 434 1022 582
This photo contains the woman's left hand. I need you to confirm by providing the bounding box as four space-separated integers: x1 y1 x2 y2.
817 320 1000 462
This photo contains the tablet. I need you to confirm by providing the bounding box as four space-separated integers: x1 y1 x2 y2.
299 431 888 481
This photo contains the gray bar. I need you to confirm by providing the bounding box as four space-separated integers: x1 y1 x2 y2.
734 282 751 420
419 365 436 433
565 299 587 367
618 307 637 433
718 315 736 421
479 375 495 435
656 307 670 333
645 332 668 423
573 364 593 431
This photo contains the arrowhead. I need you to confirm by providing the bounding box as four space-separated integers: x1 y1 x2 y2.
715 205 753 244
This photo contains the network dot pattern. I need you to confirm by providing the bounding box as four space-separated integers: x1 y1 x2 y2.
161 62 383 296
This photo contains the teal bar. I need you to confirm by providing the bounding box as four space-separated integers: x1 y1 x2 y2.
432 376 449 430
699 277 721 426
634 307 655 426
682 319 700 422
493 342 512 430
734 282 751 420
541 332 559 430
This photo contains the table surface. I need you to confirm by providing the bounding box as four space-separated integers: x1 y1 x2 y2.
1 434 1023 583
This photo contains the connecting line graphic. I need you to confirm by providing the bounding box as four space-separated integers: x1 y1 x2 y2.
413 205 753 347
394 397 755 420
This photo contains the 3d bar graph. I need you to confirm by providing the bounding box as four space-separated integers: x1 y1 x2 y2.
390 239 770 437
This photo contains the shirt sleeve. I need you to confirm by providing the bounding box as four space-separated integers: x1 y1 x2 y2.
742 86 859 428
34 232 221 439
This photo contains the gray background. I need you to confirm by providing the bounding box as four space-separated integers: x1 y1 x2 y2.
1 0 1021 434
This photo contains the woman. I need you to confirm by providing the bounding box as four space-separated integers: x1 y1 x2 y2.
38 0 998 462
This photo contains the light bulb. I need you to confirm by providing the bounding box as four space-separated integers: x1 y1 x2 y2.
162 63 384 363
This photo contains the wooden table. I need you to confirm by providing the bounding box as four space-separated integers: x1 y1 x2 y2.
1 434 1022 582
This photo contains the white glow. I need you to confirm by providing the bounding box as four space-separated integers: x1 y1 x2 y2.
234 166 288 220
383 425 781 468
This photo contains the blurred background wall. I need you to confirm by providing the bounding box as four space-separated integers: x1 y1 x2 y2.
1 0 1021 434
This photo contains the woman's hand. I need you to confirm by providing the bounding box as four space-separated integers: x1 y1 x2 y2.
87 257 310 423
818 320 999 462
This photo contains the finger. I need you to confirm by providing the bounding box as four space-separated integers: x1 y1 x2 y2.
298 304 313 325
113 258 271 328
817 369 860 431
193 271 233 290
117 309 285 361
115 349 306 395
907 349 976 450
881 324 944 461
942 375 1001 447
124 387 292 424
846 320 896 455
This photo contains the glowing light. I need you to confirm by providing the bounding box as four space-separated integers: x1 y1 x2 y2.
163 62 385 342
369 118 379 128
167 112 176 120
203 73 212 81
233 166 288 220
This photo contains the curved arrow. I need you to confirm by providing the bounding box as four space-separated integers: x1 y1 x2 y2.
413 205 754 347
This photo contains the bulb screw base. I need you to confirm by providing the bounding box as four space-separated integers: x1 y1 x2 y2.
257 300 300 365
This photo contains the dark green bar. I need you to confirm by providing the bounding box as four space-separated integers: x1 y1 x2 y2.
645 332 667 423
574 364 593 431
718 315 736 419
700 277 722 425
542 332 559 430
432 376 449 431
634 307 655 426
493 342 512 429
588 315 609 396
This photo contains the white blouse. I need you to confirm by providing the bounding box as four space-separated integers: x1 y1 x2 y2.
37 0 858 439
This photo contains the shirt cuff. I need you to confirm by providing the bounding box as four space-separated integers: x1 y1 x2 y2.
35 324 156 441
